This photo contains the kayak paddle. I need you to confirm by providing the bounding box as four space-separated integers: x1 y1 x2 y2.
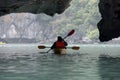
63 29 75 39
38 45 80 50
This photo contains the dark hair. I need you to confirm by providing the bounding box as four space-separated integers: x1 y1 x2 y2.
58 36 63 41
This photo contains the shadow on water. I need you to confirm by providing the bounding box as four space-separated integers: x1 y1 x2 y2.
98 55 120 80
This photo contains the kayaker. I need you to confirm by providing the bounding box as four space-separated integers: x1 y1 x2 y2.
51 36 68 49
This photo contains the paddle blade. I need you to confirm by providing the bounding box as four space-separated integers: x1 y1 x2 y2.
38 45 46 49
67 29 75 36
71 46 80 50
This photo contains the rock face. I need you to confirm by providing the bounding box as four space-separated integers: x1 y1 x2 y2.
1 0 120 42
98 0 120 42
0 0 71 16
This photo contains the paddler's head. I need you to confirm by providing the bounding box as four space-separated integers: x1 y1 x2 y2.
57 36 63 41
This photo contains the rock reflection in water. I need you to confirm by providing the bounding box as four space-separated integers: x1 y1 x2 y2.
98 55 120 80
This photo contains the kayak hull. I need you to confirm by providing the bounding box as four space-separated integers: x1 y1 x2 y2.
53 48 66 54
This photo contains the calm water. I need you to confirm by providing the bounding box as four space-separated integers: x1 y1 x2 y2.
0 44 120 80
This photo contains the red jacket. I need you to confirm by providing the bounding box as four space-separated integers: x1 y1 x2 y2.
51 41 68 49
55 41 65 48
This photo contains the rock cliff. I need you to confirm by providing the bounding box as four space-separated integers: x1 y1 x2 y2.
98 0 120 41
0 0 71 16
1 0 120 42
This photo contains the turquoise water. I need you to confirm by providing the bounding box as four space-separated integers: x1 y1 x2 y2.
0 44 120 80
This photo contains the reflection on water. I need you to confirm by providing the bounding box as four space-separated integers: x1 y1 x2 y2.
99 55 120 80
0 44 120 80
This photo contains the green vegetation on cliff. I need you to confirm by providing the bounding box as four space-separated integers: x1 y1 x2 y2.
0 0 100 43
42 0 100 41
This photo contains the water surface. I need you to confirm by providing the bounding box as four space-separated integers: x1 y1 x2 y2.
0 44 120 80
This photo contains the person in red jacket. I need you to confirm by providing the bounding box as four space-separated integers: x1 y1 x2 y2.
51 36 68 49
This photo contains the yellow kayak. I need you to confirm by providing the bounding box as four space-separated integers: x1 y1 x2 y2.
53 48 66 54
